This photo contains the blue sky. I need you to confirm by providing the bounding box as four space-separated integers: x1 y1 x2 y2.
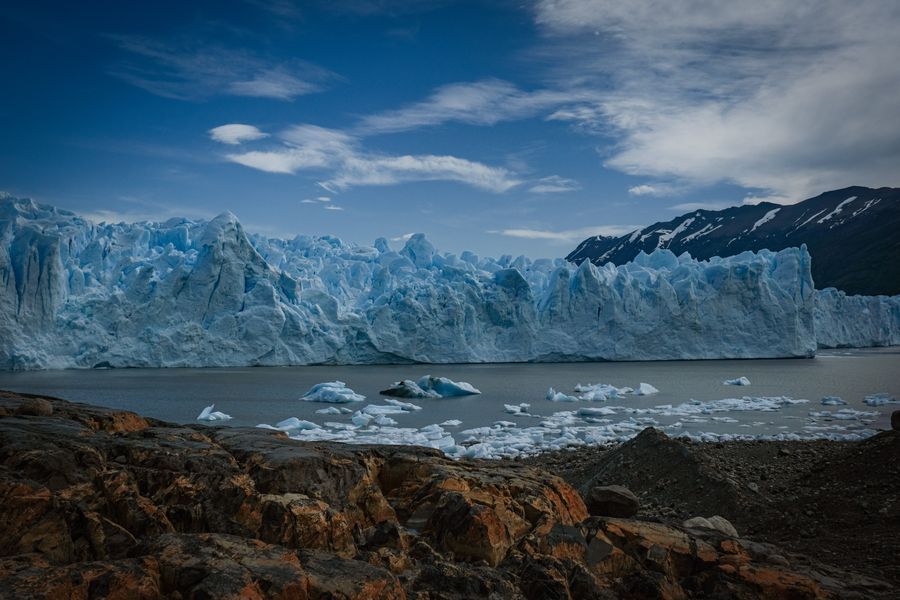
2 1 898 257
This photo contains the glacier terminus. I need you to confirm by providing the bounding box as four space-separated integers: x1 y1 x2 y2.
1 194 897 370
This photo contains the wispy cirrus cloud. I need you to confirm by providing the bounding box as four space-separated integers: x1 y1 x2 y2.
356 78 595 134
222 124 521 193
532 0 900 201
529 175 581 194
488 224 639 244
107 34 336 101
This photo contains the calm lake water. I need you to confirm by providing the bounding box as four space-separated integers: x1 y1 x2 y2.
1 349 897 446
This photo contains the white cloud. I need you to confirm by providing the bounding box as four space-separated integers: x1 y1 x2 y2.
223 123 521 193
529 175 581 194
208 124 269 145
533 0 900 200
489 224 639 244
391 232 416 242
628 184 678 197
357 79 593 134
107 35 335 101
323 205 344 211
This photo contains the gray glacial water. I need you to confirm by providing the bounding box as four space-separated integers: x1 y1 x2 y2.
0 349 897 443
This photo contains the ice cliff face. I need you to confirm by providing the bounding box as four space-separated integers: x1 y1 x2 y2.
0 193 865 370
814 288 900 348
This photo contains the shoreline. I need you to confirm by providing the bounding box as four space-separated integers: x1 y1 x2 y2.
1 389 897 598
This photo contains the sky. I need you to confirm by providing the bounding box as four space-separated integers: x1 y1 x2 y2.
1 0 899 258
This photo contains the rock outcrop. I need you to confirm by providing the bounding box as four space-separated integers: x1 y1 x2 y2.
0 390 887 599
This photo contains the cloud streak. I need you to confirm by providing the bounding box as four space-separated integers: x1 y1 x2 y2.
223 124 521 193
529 175 581 194
489 224 639 243
107 35 336 101
357 78 594 134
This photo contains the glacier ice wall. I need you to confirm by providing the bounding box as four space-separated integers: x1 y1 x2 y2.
0 194 832 369
814 288 900 348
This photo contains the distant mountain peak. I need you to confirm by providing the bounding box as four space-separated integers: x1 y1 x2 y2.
566 186 900 296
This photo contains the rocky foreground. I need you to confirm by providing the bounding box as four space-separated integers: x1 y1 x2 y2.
0 391 895 599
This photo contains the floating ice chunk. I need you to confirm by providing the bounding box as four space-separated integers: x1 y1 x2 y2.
275 417 320 431
504 403 530 414
351 411 374 427
820 396 847 406
724 377 751 386
634 382 659 396
359 405 414 420
373 415 398 426
440 419 462 427
577 407 616 417
302 381 366 403
315 406 353 415
863 393 899 406
380 379 439 399
418 375 481 397
808 408 878 420
196 404 232 421
547 387 579 402
383 398 423 411
574 382 624 400
381 376 480 398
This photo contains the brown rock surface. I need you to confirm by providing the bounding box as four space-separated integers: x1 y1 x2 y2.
0 390 891 599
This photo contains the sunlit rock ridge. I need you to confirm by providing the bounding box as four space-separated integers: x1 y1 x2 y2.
0 194 894 370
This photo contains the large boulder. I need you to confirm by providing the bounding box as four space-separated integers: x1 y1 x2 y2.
585 485 639 518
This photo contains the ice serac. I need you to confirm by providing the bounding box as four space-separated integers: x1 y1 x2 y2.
814 288 900 348
5 193 890 371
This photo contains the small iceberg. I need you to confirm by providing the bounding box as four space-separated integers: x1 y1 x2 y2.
301 381 366 403
315 406 353 415
863 393 898 406
821 396 847 406
273 417 320 432
196 404 232 422
547 387 579 402
724 377 751 386
634 382 660 396
380 375 481 399
504 403 530 414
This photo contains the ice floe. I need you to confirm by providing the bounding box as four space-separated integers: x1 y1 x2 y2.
820 396 847 406
254 392 883 460
196 404 232 422
863 393 899 406
301 381 366 403
724 377 751 386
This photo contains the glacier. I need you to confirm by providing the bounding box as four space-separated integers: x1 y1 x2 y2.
0 193 896 370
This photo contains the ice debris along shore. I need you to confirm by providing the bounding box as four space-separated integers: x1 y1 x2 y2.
379 375 481 398
4 195 897 371
254 390 884 460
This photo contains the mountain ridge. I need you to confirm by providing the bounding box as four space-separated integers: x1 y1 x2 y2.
567 186 900 295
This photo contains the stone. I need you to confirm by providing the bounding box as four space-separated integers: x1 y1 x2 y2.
16 397 53 416
585 485 640 518
891 410 900 430
0 391 882 599
683 515 739 538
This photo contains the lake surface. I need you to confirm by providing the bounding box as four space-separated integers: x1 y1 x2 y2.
1 348 897 457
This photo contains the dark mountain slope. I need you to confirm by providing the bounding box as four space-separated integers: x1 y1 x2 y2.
567 186 900 295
